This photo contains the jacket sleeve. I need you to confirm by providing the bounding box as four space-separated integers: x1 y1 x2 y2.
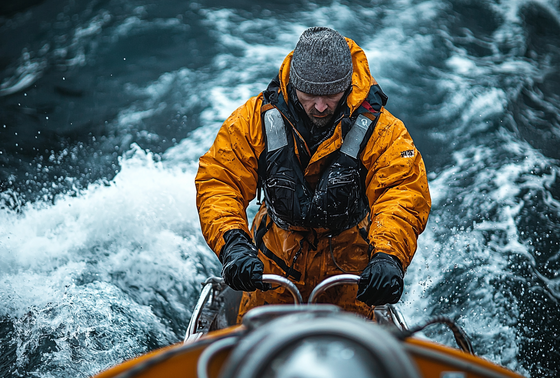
361 109 431 270
195 95 266 256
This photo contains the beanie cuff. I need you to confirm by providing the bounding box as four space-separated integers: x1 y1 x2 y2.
290 64 352 96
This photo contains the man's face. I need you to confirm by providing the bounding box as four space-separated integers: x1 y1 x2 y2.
296 89 345 128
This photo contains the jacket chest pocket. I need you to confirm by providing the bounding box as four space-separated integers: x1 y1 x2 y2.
311 164 366 231
265 175 297 215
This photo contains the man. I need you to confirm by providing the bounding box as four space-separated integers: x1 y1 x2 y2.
195 27 431 320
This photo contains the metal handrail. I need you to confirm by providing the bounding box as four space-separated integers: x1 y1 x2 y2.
184 277 224 343
387 304 409 331
186 274 408 342
262 274 303 304
184 275 302 343
308 274 360 304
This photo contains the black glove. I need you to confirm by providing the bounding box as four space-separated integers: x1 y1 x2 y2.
357 252 404 306
220 229 271 292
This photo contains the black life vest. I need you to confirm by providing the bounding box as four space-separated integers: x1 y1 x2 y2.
258 80 387 234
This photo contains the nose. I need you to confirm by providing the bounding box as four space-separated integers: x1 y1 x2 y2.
314 97 328 113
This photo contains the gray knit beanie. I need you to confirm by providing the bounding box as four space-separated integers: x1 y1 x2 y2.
290 27 353 96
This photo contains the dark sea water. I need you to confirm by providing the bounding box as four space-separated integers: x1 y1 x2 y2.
1 1 559 377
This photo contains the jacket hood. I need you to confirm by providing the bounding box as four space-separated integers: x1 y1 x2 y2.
278 37 377 115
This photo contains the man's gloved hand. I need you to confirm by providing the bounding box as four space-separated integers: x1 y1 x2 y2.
357 252 404 306
220 229 271 292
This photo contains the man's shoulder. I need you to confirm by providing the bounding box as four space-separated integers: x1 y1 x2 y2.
227 93 265 122
377 107 405 129
363 107 410 149
239 92 265 111
220 93 267 141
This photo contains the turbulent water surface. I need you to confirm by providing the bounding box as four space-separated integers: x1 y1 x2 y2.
1 1 559 377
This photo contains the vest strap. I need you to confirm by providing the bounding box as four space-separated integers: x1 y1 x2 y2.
340 114 373 159
264 108 287 152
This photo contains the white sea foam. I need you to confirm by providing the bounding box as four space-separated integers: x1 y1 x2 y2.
0 145 219 375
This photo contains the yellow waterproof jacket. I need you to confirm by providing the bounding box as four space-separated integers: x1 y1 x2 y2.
195 38 431 317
